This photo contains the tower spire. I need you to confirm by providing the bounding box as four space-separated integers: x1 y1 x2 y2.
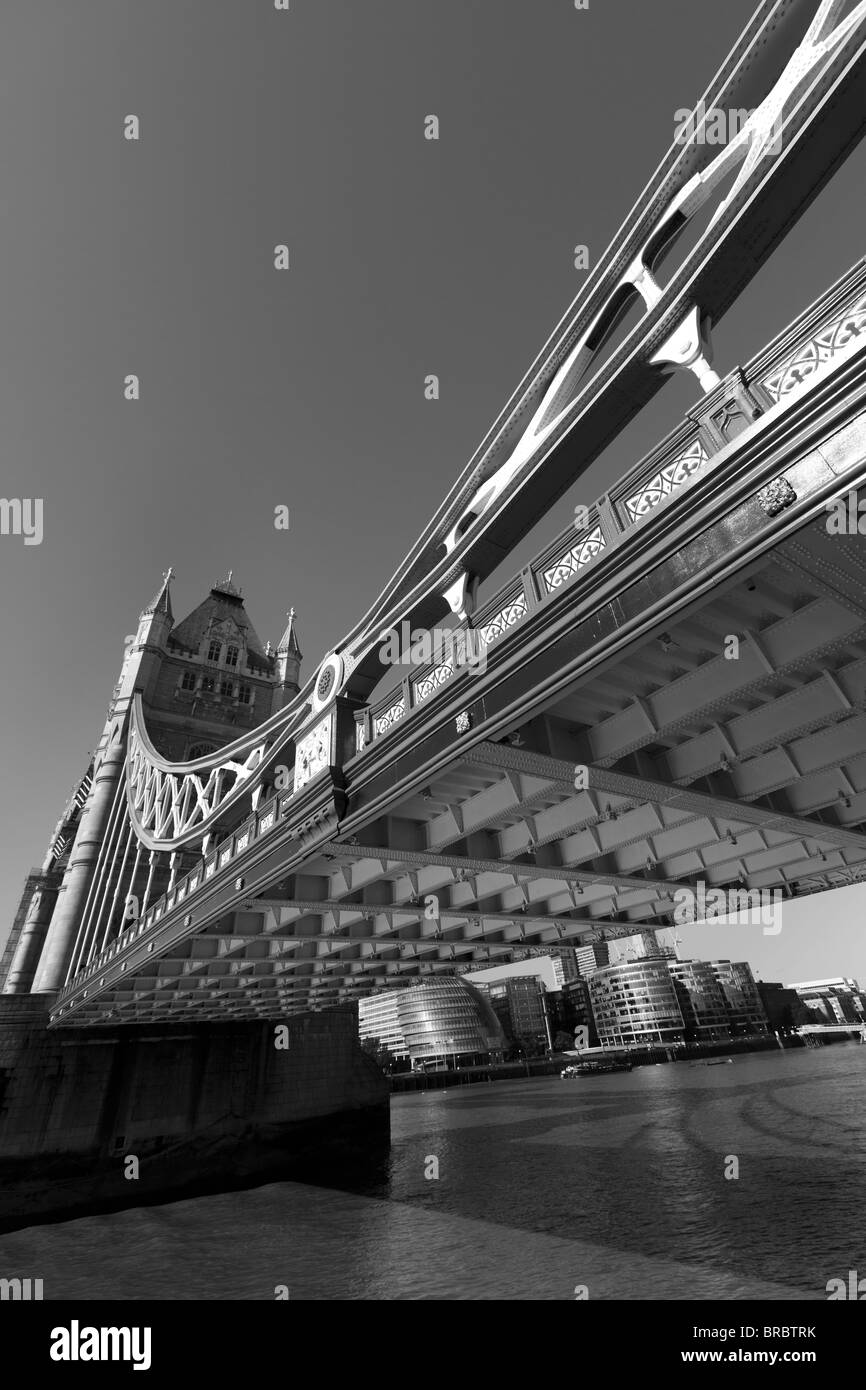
140 567 174 620
274 607 302 706
277 606 301 656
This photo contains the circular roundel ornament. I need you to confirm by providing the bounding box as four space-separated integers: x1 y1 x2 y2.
312 653 343 713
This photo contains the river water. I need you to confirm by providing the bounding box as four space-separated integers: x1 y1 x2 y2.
1 1044 864 1300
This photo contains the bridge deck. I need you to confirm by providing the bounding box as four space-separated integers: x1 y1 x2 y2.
52 260 866 1026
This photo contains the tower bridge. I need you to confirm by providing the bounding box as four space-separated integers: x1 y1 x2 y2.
5 0 866 1035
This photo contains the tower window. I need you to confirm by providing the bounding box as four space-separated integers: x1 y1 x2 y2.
180 672 196 692
201 676 215 693
207 640 222 663
225 645 239 668
187 742 217 761
238 684 252 704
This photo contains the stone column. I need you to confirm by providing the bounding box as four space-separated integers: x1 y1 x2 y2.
31 733 127 994
2 882 59 994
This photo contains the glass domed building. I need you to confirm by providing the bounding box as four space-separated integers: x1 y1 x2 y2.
359 977 506 1069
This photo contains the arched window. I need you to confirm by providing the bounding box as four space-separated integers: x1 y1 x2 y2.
219 681 233 697
187 742 217 761
201 676 215 693
207 639 222 663
238 683 252 704
225 645 239 667
180 672 196 691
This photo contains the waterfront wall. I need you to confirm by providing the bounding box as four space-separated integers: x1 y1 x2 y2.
390 1035 807 1091
0 996 389 1231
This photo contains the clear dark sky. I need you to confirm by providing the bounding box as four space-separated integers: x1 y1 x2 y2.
1 0 864 982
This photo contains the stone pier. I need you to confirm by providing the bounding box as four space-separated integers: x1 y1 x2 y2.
0 997 389 1231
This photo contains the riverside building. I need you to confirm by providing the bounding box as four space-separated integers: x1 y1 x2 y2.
463 957 563 1054
476 976 552 1055
757 982 809 1034
551 976 600 1047
788 978 865 1026
587 955 770 1047
588 957 685 1047
668 960 733 1041
357 977 506 1069
708 961 769 1035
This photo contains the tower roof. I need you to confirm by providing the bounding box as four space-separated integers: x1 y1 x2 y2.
141 568 174 620
277 607 302 657
168 573 273 673
209 570 243 602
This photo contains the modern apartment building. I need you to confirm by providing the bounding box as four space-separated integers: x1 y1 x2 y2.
587 955 770 1047
668 960 733 1041
588 957 685 1047
708 961 770 1035
574 942 611 978
476 975 552 1054
550 976 600 1047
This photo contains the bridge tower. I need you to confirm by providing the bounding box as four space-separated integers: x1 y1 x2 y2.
5 573 300 996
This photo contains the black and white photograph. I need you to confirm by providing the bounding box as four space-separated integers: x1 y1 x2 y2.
1 0 865 1351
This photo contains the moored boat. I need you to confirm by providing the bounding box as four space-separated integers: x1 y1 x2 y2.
561 1059 633 1076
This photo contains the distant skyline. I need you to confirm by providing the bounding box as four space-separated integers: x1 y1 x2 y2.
2 1 865 982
